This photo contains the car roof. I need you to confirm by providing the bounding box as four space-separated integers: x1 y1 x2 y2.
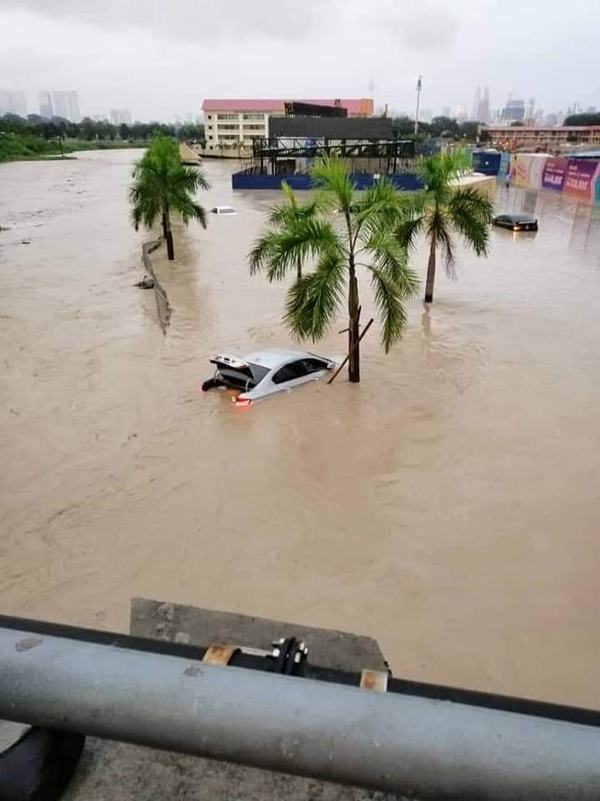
243 348 315 369
500 213 536 222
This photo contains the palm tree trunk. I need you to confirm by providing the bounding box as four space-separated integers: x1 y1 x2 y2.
348 269 360 383
424 233 437 303
297 258 302 281
163 209 175 261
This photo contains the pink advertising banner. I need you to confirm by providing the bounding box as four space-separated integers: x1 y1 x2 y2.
541 157 568 191
563 159 598 201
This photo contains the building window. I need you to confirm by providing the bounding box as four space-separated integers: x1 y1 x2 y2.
208 135 213 140
217 124 239 130
207 115 212 120
243 113 264 120
242 124 265 130
217 113 238 120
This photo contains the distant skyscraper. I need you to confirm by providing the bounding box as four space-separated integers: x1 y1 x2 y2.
0 90 27 117
478 86 490 123
501 96 525 123
110 109 132 125
52 91 69 119
38 90 53 118
525 97 535 123
50 90 80 121
67 91 80 122
110 108 131 125
471 86 481 121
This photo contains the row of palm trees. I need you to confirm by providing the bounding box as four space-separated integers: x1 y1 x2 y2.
130 138 494 382
249 150 494 382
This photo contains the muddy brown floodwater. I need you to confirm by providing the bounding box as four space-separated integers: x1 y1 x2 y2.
1 150 600 707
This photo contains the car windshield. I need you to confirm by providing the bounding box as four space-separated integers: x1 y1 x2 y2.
217 362 270 390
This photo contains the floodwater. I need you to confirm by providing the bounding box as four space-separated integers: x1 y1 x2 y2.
1 150 599 707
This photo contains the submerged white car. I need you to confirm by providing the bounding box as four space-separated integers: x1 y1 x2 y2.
202 349 336 406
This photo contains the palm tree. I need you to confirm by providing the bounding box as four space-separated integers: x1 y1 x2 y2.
397 150 494 303
249 156 419 383
129 136 210 261
251 181 319 280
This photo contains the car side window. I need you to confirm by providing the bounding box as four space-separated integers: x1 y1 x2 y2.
272 361 308 384
302 358 327 374
497 215 507 222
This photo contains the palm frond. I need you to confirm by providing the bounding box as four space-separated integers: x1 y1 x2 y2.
247 218 339 282
447 187 493 256
284 248 346 340
310 155 354 211
369 266 409 352
248 233 276 276
361 224 420 298
395 211 427 252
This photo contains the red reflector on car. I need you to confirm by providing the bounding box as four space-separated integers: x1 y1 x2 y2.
234 397 252 408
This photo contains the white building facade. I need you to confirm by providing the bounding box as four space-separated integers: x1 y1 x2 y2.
201 98 374 150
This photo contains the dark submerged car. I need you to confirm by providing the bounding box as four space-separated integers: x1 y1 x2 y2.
492 214 538 232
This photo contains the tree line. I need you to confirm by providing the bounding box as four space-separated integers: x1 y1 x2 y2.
563 113 600 126
392 116 480 141
0 113 204 143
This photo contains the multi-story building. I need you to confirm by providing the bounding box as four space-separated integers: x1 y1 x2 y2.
501 98 525 123
66 91 80 123
50 90 80 122
110 109 132 125
201 98 374 150
0 91 27 117
52 91 69 120
479 125 600 150
38 91 53 119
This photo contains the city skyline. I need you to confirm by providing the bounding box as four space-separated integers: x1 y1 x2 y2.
0 0 597 121
1 82 595 127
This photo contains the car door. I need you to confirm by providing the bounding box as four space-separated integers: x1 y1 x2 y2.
271 360 310 393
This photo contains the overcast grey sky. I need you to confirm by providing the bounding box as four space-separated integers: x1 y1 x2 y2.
0 0 598 121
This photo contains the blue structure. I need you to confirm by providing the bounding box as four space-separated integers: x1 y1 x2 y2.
472 150 502 176
232 170 423 191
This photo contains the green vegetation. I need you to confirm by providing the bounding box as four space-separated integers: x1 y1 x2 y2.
563 112 600 126
249 183 319 281
0 131 67 162
392 116 480 142
249 156 420 383
129 136 210 261
0 113 204 163
396 150 494 304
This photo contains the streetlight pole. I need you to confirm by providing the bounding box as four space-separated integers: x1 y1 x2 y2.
414 75 423 136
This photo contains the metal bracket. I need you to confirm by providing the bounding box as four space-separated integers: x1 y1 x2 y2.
202 644 239 666
360 669 388 692
270 637 309 675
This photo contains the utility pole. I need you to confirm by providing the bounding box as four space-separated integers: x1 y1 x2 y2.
414 75 423 136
